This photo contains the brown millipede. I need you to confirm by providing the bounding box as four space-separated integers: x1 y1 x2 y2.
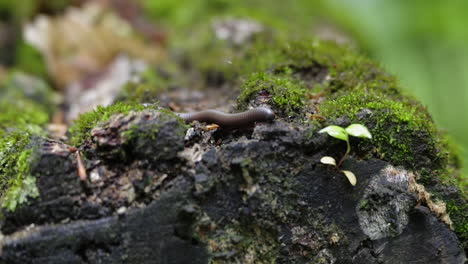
175 107 275 127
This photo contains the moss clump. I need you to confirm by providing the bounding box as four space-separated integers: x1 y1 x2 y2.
0 72 52 211
238 71 307 115
68 102 160 146
320 86 442 171
235 39 354 115
235 38 447 174
82 108 188 163
122 109 188 141
235 38 345 78
446 200 468 248
116 68 176 104
0 131 40 211
235 38 465 243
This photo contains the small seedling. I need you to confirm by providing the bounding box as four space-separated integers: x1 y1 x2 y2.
319 124 372 186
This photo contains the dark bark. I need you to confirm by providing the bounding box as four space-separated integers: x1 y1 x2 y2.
0 111 465 263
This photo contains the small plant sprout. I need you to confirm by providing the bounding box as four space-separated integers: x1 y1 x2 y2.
319 124 372 186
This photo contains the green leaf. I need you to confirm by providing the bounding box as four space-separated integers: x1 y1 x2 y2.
345 124 372 139
319 125 349 141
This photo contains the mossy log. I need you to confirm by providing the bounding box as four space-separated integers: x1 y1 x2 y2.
0 39 466 263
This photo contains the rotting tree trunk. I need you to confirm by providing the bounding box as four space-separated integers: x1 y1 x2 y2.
0 111 465 263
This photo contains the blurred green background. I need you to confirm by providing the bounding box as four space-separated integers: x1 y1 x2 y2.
1 0 467 177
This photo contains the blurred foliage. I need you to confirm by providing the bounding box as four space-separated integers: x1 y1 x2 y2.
116 68 171 104
0 71 53 211
14 42 48 79
0 0 70 76
0 0 69 21
0 72 54 131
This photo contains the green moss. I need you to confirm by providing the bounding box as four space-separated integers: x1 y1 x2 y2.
121 109 188 143
446 200 468 248
0 131 39 211
234 38 465 243
0 101 47 133
446 200 468 251
0 72 53 212
320 85 442 170
89 108 188 162
235 38 348 77
232 38 460 192
235 39 365 115
259 39 445 172
298 39 468 241
237 71 307 115
116 68 173 103
68 102 159 146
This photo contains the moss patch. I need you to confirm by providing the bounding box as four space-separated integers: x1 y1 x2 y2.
234 38 465 246
68 102 160 146
238 71 308 116
446 200 468 248
0 72 52 211
116 67 181 104
320 86 443 171
235 39 345 115
232 38 455 176
90 108 188 162
0 131 40 211
234 38 450 175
